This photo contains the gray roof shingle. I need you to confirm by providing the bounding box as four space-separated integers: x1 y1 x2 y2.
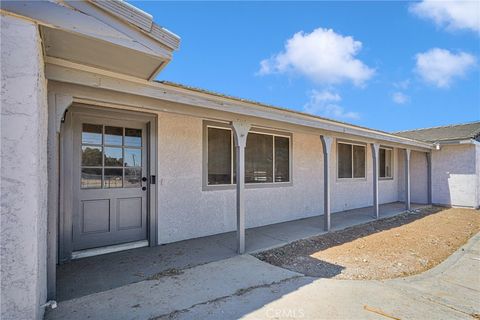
394 121 480 143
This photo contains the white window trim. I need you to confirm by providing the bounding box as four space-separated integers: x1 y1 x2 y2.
379 146 394 180
202 121 293 190
336 140 367 181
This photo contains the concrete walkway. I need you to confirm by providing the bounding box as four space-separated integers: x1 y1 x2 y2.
57 202 423 301
47 233 480 320
154 234 480 320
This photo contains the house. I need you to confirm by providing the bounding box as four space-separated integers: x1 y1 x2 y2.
0 1 477 320
396 122 480 208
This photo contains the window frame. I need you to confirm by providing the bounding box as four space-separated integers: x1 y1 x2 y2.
336 140 367 181
379 146 394 180
202 121 293 191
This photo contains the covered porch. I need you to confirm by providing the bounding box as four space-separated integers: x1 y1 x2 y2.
57 201 426 302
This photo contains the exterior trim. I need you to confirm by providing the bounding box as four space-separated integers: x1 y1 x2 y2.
45 59 433 150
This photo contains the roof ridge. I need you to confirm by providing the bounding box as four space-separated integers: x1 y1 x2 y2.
394 120 480 134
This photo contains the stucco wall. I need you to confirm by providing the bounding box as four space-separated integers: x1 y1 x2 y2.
476 144 480 208
432 144 478 207
410 150 429 204
156 113 403 244
156 113 324 244
1 15 48 320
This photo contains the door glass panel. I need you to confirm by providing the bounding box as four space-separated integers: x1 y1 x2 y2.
104 168 123 188
105 126 123 145
82 146 102 166
124 148 142 167
124 167 142 188
82 124 102 145
80 123 145 189
104 147 123 166
125 128 142 147
81 168 102 189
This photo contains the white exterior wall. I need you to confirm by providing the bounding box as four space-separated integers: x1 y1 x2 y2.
156 113 402 244
432 144 478 208
1 15 48 320
410 150 429 204
156 113 324 244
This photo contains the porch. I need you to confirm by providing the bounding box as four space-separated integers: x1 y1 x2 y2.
57 201 426 302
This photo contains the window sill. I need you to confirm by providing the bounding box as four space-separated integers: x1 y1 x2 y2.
336 177 367 183
203 182 293 191
379 177 394 181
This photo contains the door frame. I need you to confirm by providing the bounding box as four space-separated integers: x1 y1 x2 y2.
59 104 158 262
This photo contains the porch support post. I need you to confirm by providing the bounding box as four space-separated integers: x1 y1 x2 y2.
47 93 73 300
320 135 333 232
426 152 432 205
371 143 380 219
405 149 411 211
232 120 250 254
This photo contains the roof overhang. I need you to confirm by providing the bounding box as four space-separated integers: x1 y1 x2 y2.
434 138 480 149
45 58 433 151
1 0 180 80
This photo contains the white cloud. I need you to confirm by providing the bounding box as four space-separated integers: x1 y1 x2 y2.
258 28 375 86
392 92 410 104
393 79 410 90
410 0 480 33
303 90 360 120
415 48 476 88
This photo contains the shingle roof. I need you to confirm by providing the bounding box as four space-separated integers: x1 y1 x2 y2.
394 121 480 143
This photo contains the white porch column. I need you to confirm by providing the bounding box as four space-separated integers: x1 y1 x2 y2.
426 152 432 205
320 135 333 231
405 149 411 210
232 120 250 254
371 143 380 219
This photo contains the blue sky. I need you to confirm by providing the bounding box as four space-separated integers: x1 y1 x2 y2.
131 1 479 132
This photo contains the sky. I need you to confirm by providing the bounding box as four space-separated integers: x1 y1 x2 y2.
130 1 480 132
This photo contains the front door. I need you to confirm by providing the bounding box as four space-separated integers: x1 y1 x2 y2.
72 113 149 251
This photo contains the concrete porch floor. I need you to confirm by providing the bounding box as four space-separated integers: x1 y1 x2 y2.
56 201 426 301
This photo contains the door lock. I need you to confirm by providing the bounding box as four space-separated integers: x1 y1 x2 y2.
141 177 147 182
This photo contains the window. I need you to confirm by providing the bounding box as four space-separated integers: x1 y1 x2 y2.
81 123 143 189
337 142 366 179
379 147 393 179
206 125 290 186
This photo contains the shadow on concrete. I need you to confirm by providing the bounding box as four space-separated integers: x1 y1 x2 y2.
56 202 432 302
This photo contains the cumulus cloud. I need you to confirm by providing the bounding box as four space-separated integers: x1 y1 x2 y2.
392 92 410 104
303 90 360 120
410 0 480 33
415 48 476 88
258 28 375 86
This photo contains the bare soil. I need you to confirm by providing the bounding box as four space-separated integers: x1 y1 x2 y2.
255 207 480 280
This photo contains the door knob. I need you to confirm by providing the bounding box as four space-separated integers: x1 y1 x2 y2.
142 186 147 191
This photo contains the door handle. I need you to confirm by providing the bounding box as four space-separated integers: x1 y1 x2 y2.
142 186 147 191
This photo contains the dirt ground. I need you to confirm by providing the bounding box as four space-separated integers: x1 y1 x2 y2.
255 207 480 280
